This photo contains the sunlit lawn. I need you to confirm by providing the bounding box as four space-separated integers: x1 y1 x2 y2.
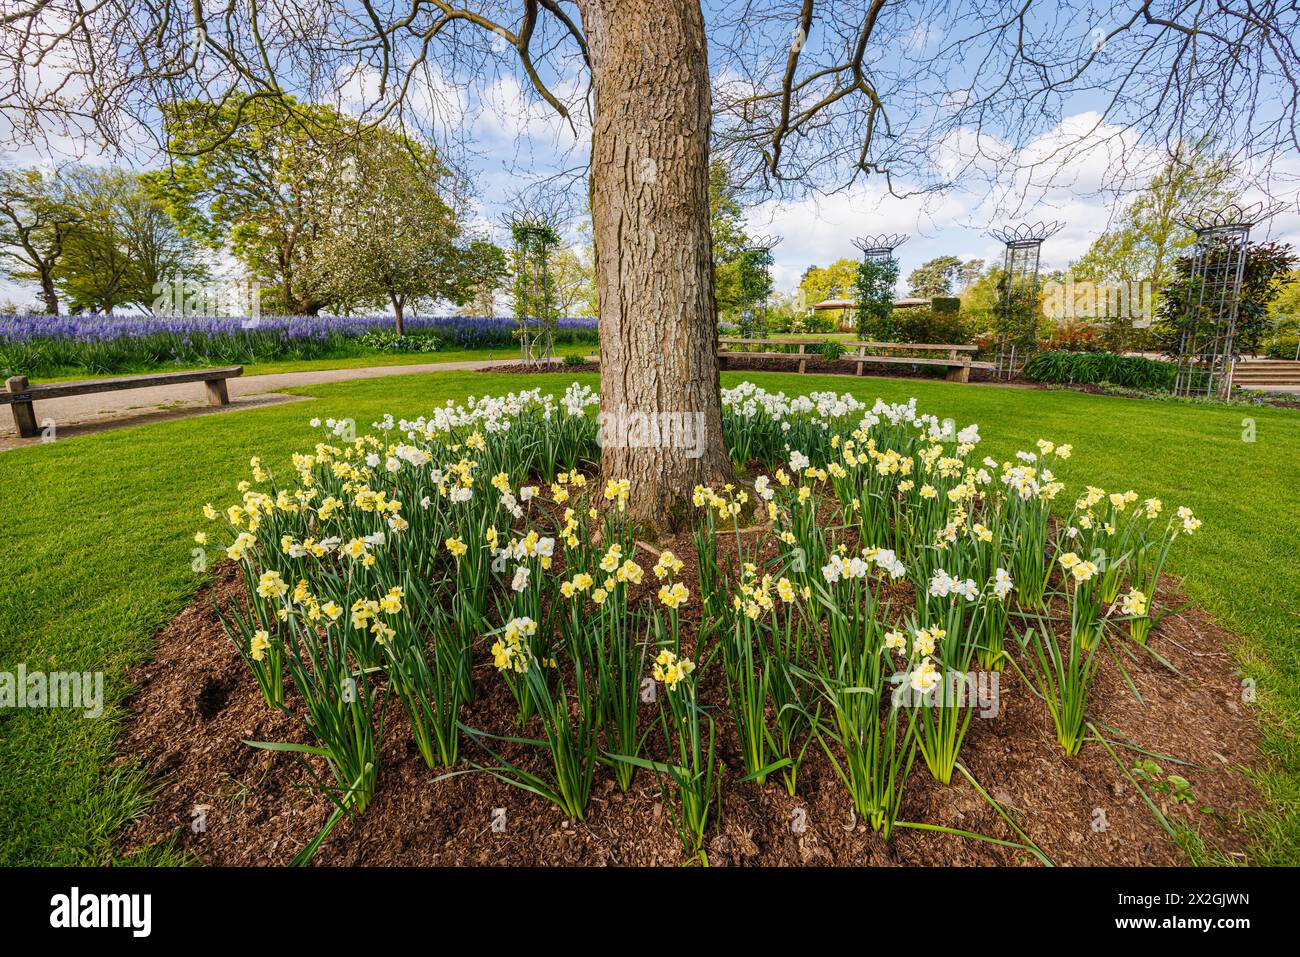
1 368 1296 864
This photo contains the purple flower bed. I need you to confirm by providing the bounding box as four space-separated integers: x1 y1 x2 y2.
0 314 599 377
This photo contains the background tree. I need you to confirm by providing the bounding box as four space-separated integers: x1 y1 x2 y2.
550 241 597 318
1269 271 1300 321
709 157 750 322
315 132 467 333
456 240 511 317
907 256 964 298
153 96 349 316
958 259 985 291
799 258 859 305
0 167 79 315
1072 139 1237 346
128 171 207 309
53 167 140 313
1264 270 1300 356
960 263 1014 339
735 246 775 336
54 166 202 313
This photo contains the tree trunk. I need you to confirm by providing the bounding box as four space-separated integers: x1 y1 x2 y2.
38 267 59 315
392 295 405 336
578 0 730 526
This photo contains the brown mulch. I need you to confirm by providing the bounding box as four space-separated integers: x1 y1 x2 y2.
116 518 1264 867
1053 381 1300 410
485 361 600 374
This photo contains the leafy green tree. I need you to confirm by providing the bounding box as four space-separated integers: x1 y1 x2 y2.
735 246 775 335
153 96 351 315
53 167 203 313
1072 141 1235 315
1270 270 1300 319
457 239 511 316
314 132 470 332
709 158 750 322
958 263 1001 334
127 172 208 308
795 258 858 330
799 258 858 305
0 167 80 314
54 168 139 313
551 242 596 317
907 255 964 297
854 256 900 339
958 259 985 291
1266 269 1300 343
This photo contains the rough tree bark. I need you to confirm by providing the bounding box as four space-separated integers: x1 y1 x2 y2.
578 0 731 526
37 266 59 316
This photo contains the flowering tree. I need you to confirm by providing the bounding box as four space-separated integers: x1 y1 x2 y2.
315 134 468 333
153 96 350 315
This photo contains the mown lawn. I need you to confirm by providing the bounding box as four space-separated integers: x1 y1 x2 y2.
1 369 1296 865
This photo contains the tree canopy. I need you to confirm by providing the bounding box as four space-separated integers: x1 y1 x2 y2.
800 258 859 305
1 164 202 314
1072 141 1236 296
0 167 79 314
149 95 492 323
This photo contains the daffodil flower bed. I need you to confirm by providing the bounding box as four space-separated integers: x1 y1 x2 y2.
200 380 1203 863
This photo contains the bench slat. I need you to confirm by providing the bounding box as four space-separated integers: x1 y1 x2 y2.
720 337 977 352
719 351 811 360
721 352 971 368
719 336 822 345
718 343 993 384
1 366 243 403
846 341 977 352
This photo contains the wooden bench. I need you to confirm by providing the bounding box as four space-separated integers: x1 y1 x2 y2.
718 337 993 382
1 366 243 438
718 336 829 373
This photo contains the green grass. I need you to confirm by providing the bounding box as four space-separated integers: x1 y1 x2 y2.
1 369 1296 864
